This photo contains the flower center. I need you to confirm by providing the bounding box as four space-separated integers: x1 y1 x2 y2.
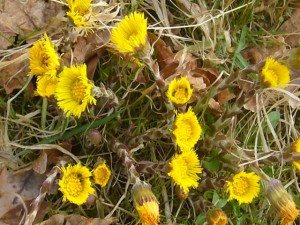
65 173 84 197
232 177 249 196
267 69 279 86
180 121 192 141
172 87 188 100
45 82 56 96
72 80 86 103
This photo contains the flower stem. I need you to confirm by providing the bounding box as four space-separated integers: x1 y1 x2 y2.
41 98 48 129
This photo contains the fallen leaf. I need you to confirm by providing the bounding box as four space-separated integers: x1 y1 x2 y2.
32 152 47 174
280 8 300 47
218 89 236 105
37 214 117 225
0 53 28 94
0 0 64 49
1 200 50 225
0 167 45 224
208 98 222 116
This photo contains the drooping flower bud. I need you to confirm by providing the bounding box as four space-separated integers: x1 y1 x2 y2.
266 178 299 225
132 181 160 225
207 208 228 225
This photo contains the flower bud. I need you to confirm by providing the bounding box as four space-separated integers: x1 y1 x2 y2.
266 178 299 225
207 208 228 225
132 181 160 225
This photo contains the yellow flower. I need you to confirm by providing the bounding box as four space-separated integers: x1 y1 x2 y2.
58 163 94 205
261 57 290 88
292 138 300 170
93 161 111 187
207 208 228 225
225 171 260 205
266 178 300 225
111 12 147 55
172 108 202 151
132 181 160 225
166 77 193 105
36 75 58 98
66 0 93 27
29 33 60 77
168 149 202 194
55 64 96 118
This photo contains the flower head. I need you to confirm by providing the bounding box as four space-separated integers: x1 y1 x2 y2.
111 12 148 55
292 137 300 170
29 33 60 77
36 75 58 98
266 178 300 225
172 108 202 151
66 0 93 27
225 171 260 205
168 149 202 194
58 163 94 205
55 64 96 118
166 77 193 105
261 57 290 88
93 161 111 187
132 181 160 225
207 208 228 225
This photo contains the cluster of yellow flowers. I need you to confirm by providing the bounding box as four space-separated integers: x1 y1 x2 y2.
59 162 111 205
164 77 203 194
26 3 300 224
29 34 96 118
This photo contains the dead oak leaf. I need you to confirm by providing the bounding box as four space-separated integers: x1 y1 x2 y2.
0 167 45 224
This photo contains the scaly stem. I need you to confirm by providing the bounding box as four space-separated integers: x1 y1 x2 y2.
41 98 48 129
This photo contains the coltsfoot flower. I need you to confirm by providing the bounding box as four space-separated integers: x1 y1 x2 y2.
29 33 60 77
207 208 228 225
166 77 193 105
55 64 96 118
168 149 202 194
93 161 111 187
111 12 148 55
225 171 260 205
266 178 300 225
67 0 93 27
132 181 160 225
36 75 58 98
261 57 290 88
58 163 94 205
292 137 300 171
173 108 202 151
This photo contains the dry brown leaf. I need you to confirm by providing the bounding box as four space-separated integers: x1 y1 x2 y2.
32 151 47 175
63 30 110 80
208 98 222 116
0 167 45 224
218 89 236 105
1 200 50 225
280 8 300 47
0 0 64 49
241 37 287 64
0 53 28 94
37 214 117 225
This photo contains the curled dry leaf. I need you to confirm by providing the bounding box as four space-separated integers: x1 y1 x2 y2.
279 8 300 47
0 167 45 225
0 0 64 49
218 88 236 106
32 151 47 175
36 214 117 225
0 53 28 94
63 30 110 80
